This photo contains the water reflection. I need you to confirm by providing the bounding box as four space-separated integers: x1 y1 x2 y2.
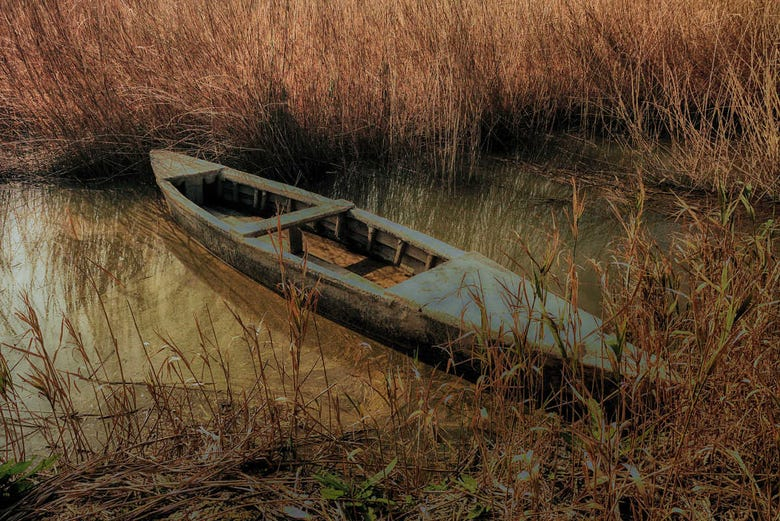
1 163 675 447
323 159 675 312
0 183 426 432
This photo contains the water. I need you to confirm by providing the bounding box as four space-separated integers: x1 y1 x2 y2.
0 183 426 442
323 158 675 313
0 162 675 451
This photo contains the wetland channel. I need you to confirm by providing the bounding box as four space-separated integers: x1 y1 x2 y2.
0 158 677 446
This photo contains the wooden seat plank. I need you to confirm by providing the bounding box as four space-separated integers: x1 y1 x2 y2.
232 201 353 237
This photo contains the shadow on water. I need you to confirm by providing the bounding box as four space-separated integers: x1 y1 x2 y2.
1 182 453 442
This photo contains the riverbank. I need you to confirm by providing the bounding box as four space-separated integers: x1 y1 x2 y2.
1 0 778 197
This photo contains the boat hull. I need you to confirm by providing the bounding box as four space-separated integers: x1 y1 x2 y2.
162 180 456 356
151 150 673 384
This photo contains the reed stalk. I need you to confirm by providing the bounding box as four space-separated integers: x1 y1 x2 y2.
0 0 777 196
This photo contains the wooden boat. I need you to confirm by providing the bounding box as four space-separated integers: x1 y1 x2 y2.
151 150 662 383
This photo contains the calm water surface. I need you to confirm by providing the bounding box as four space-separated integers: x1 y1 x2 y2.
324 159 675 312
0 183 428 441
0 161 674 446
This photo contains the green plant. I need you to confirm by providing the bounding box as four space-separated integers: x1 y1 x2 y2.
315 458 397 520
0 456 56 507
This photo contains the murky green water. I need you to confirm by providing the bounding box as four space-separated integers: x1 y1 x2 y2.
0 162 675 452
0 183 424 449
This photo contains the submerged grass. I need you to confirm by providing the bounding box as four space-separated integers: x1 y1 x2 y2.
0 188 777 520
0 0 778 195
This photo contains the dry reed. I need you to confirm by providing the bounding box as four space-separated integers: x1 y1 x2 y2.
1 185 777 519
0 0 778 195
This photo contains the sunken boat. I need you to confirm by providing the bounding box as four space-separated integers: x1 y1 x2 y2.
151 150 662 383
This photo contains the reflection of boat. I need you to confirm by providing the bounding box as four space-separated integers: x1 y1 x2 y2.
151 150 657 383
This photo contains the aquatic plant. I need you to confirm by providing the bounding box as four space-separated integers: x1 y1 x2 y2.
0 0 777 196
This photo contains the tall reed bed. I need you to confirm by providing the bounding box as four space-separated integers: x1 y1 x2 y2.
1 0 778 194
1 190 777 519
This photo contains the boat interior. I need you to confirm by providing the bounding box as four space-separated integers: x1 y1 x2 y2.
170 169 454 288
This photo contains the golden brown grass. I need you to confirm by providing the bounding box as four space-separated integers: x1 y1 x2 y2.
1 187 777 520
1 0 778 195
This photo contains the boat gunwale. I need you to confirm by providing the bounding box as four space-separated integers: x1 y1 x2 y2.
231 200 355 237
156 163 465 262
159 177 391 293
158 177 232 234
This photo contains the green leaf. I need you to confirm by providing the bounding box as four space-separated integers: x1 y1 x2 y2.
320 487 346 500
0 461 16 480
314 472 350 492
0 456 56 502
361 457 397 492
356 487 374 500
368 497 395 506
29 455 57 476
468 503 490 519
458 474 478 493
587 398 605 441
0 460 33 480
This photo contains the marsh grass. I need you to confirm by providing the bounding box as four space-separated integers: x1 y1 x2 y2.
0 186 777 519
1 0 778 194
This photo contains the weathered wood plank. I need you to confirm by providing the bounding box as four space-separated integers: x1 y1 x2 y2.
425 253 437 270
393 240 406 265
221 167 334 206
150 150 223 180
232 201 354 237
366 226 376 252
348 208 463 260
289 226 303 254
184 179 204 205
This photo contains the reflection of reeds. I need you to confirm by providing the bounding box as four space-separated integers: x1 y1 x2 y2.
1 192 778 518
0 186 158 308
1 0 778 194
1 277 353 517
